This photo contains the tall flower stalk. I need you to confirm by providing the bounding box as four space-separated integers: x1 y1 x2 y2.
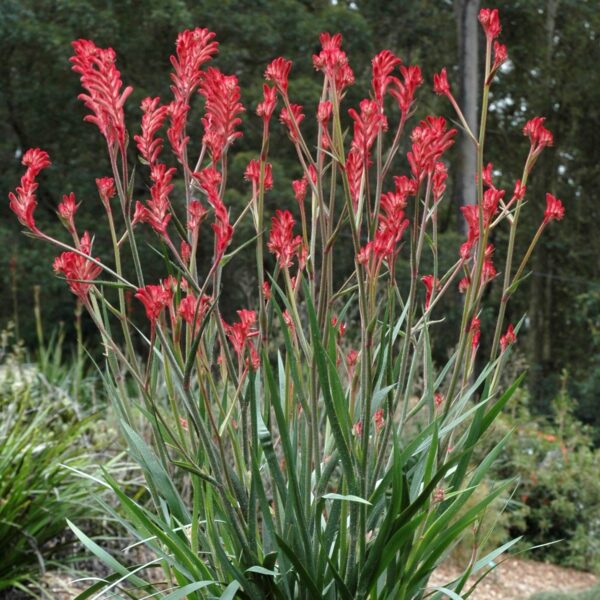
9 10 565 599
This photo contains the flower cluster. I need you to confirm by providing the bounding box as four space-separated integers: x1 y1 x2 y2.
70 39 133 151
312 32 355 95
194 167 232 258
135 97 169 166
223 309 260 369
407 116 456 182
135 283 173 329
168 28 219 162
200 68 244 162
8 148 51 232
267 209 304 270
53 231 102 302
133 163 176 238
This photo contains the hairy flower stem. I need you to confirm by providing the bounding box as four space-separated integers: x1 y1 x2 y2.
381 113 406 181
110 150 145 286
106 205 139 371
256 128 269 347
370 128 384 238
489 158 532 361
331 85 365 574
399 177 433 429
444 39 493 414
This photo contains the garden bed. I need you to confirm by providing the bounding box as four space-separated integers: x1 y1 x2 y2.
431 557 598 599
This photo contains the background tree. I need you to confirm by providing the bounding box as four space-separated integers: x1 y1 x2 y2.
453 0 480 232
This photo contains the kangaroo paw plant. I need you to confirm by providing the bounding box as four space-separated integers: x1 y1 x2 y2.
9 7 565 599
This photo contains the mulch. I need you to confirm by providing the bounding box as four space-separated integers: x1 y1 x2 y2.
2 557 596 599
429 557 598 599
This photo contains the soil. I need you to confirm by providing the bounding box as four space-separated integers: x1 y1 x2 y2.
429 557 598 599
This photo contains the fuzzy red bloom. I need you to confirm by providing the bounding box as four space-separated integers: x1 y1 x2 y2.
482 244 497 283
244 159 273 191
223 309 259 360
257 84 277 123
317 100 332 127
53 231 102 302
313 32 354 94
492 42 508 73
283 310 295 335
357 242 373 266
389 65 423 114
394 175 418 197
347 349 359 370
265 57 292 93
470 316 481 349
408 116 456 181
268 209 303 269
433 161 448 201
317 100 333 149
543 193 565 223
483 185 505 225
345 149 364 211
70 40 133 150
135 97 169 165
421 275 440 309
500 324 517 352
523 117 554 154
458 276 470 293
194 167 232 258
178 293 211 327
373 191 410 261
187 200 207 233
135 283 172 328
58 192 78 232
8 148 51 232
180 240 191 264
134 163 175 237
482 257 497 283
461 204 479 250
292 176 309 206
170 28 218 101
166 100 190 163
512 180 527 203
262 281 271 301
371 50 401 105
478 8 502 40
22 148 51 176
200 68 244 162
433 68 451 97
374 408 385 432
280 104 305 142
96 177 116 208
481 162 494 188
194 165 222 194
434 392 444 409
349 99 387 162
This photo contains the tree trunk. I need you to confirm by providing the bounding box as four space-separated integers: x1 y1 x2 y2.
528 0 560 408
453 0 480 233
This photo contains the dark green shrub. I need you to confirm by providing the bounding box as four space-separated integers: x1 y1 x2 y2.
482 376 600 572
0 330 108 592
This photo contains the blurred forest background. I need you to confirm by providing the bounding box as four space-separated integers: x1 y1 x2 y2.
0 0 598 426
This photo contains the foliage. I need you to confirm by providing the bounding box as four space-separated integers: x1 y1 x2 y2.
479 376 600 573
0 327 106 592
